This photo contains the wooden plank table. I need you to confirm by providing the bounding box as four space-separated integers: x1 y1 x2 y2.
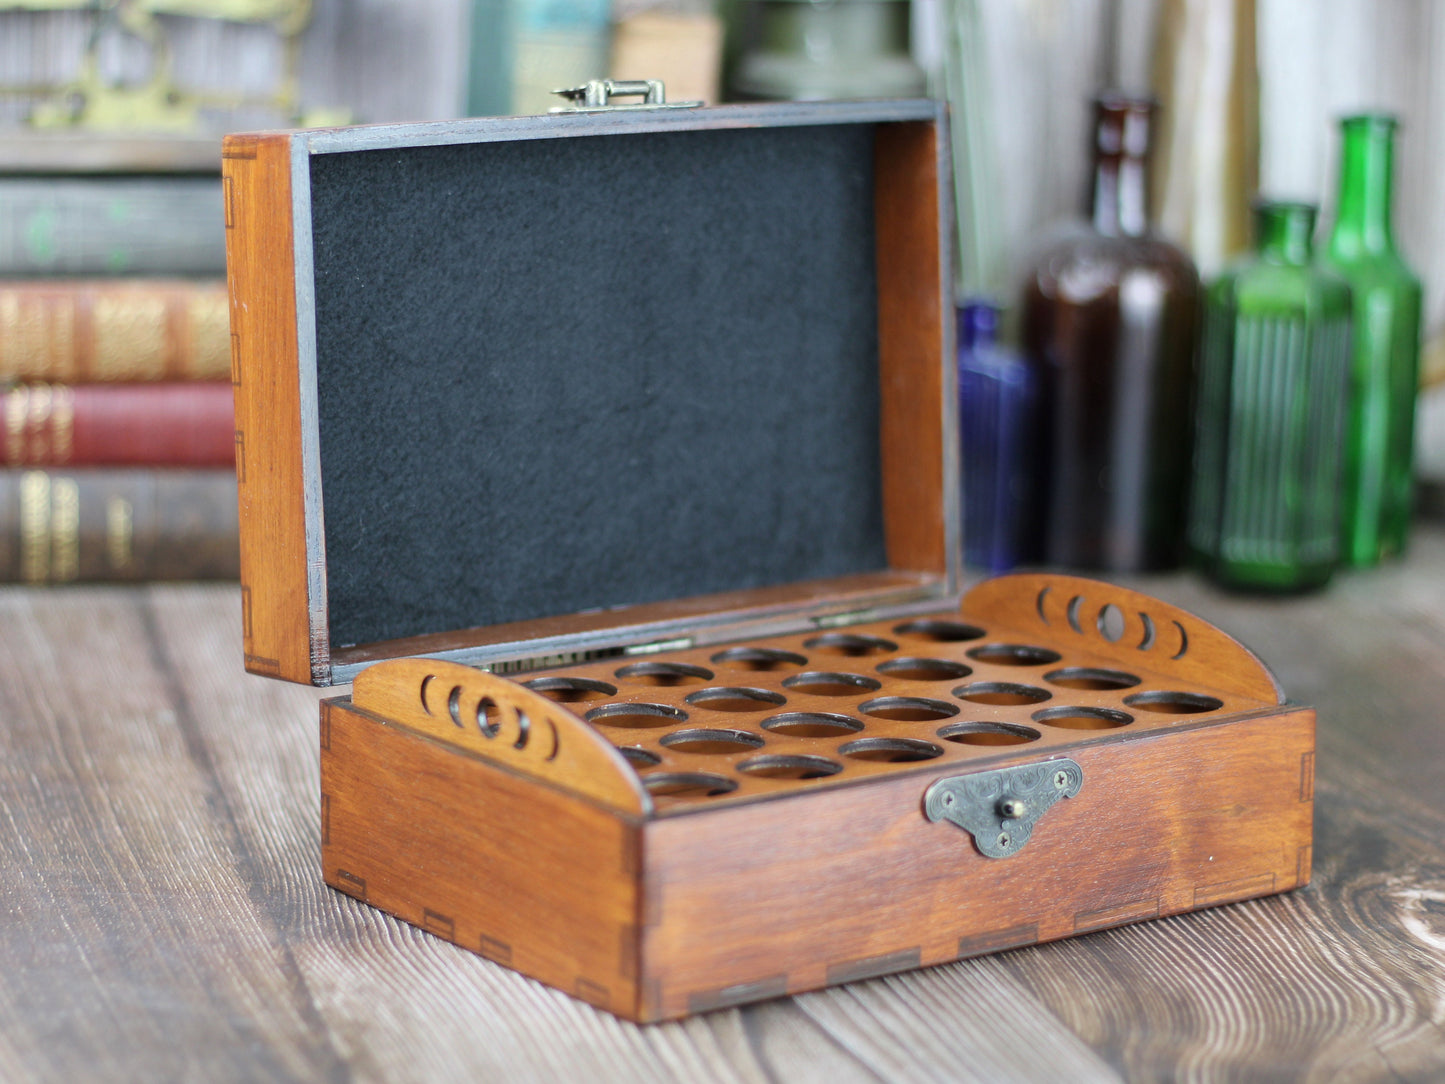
2 524 1444 1082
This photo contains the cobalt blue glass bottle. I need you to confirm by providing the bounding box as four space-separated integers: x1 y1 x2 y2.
957 301 1044 573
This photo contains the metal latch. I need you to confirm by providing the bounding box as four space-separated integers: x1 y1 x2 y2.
550 78 702 113
923 759 1082 858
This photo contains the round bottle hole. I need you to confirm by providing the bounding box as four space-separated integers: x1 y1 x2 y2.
643 772 738 799
877 657 972 682
858 696 959 722
1032 706 1133 730
782 671 882 696
619 746 661 767
523 676 618 703
613 661 714 686
584 702 688 729
659 728 765 755
710 646 809 671
1123 691 1224 714
839 737 943 763
802 633 898 657
938 722 1041 746
684 686 787 712
967 643 1063 667
1043 667 1140 691
892 619 985 643
760 712 863 738
954 682 1052 706
737 754 843 780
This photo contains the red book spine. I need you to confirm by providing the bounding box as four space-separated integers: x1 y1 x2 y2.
1 383 236 467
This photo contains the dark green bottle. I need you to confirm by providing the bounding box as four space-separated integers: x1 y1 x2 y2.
1324 114 1423 565
1189 201 1353 591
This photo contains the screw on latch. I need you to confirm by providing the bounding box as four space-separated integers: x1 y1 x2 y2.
997 797 1028 820
923 758 1083 860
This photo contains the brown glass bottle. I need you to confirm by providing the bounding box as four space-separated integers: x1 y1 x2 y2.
1020 95 1201 571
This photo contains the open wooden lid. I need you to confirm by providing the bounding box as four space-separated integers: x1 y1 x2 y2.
225 99 957 685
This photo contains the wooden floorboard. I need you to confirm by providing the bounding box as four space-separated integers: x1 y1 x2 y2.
1 524 1444 1081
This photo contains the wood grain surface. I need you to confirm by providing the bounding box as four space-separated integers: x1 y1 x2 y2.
223 131 312 685
2 525 1445 1080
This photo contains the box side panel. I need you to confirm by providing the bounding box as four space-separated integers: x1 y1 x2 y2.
223 133 313 683
876 119 952 581
320 700 643 1018
638 709 1314 1021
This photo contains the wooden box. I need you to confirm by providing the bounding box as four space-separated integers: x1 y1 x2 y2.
223 97 1314 1023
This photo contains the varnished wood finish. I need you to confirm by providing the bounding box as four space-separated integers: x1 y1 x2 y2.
351 658 651 816
961 573 1285 702
227 106 958 687
6 524 1445 1077
640 708 1313 1021
321 700 644 1017
874 119 952 581
331 573 1312 1021
477 577 1277 813
223 132 311 684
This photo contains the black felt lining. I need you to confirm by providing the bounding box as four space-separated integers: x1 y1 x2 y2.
311 122 885 648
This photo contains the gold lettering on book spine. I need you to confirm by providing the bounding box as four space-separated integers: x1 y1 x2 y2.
19 471 49 583
50 386 73 463
2 385 71 464
50 478 78 582
187 290 232 380
94 294 168 380
26 385 51 463
107 497 134 572
5 386 27 464
0 291 75 383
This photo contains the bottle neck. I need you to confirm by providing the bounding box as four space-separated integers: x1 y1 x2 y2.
1088 96 1154 238
1091 155 1150 237
1255 203 1316 266
1333 115 1398 253
957 301 1000 351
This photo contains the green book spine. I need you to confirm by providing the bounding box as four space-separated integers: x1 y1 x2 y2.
0 176 226 276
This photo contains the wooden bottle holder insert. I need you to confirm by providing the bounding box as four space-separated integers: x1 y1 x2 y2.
348 573 1284 818
520 614 1261 810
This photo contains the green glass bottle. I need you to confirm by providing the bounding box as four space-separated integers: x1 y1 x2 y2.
1189 201 1353 591
1324 114 1423 565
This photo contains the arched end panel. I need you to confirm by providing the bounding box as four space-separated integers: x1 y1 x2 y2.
960 574 1284 705
351 658 653 817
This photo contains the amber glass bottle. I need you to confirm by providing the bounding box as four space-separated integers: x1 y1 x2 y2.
1020 95 1201 571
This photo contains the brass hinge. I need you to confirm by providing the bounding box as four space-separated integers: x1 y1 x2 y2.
550 79 701 113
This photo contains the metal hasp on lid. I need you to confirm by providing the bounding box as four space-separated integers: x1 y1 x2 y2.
550 79 702 113
924 759 1083 858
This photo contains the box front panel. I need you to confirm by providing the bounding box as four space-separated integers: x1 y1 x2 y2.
639 710 1314 1020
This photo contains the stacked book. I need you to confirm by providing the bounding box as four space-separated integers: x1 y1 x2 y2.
0 134 237 583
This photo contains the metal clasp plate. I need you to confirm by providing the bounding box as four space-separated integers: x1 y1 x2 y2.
923 760 1083 858
550 79 702 113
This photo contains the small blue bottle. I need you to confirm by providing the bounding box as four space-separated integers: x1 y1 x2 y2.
957 301 1045 573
